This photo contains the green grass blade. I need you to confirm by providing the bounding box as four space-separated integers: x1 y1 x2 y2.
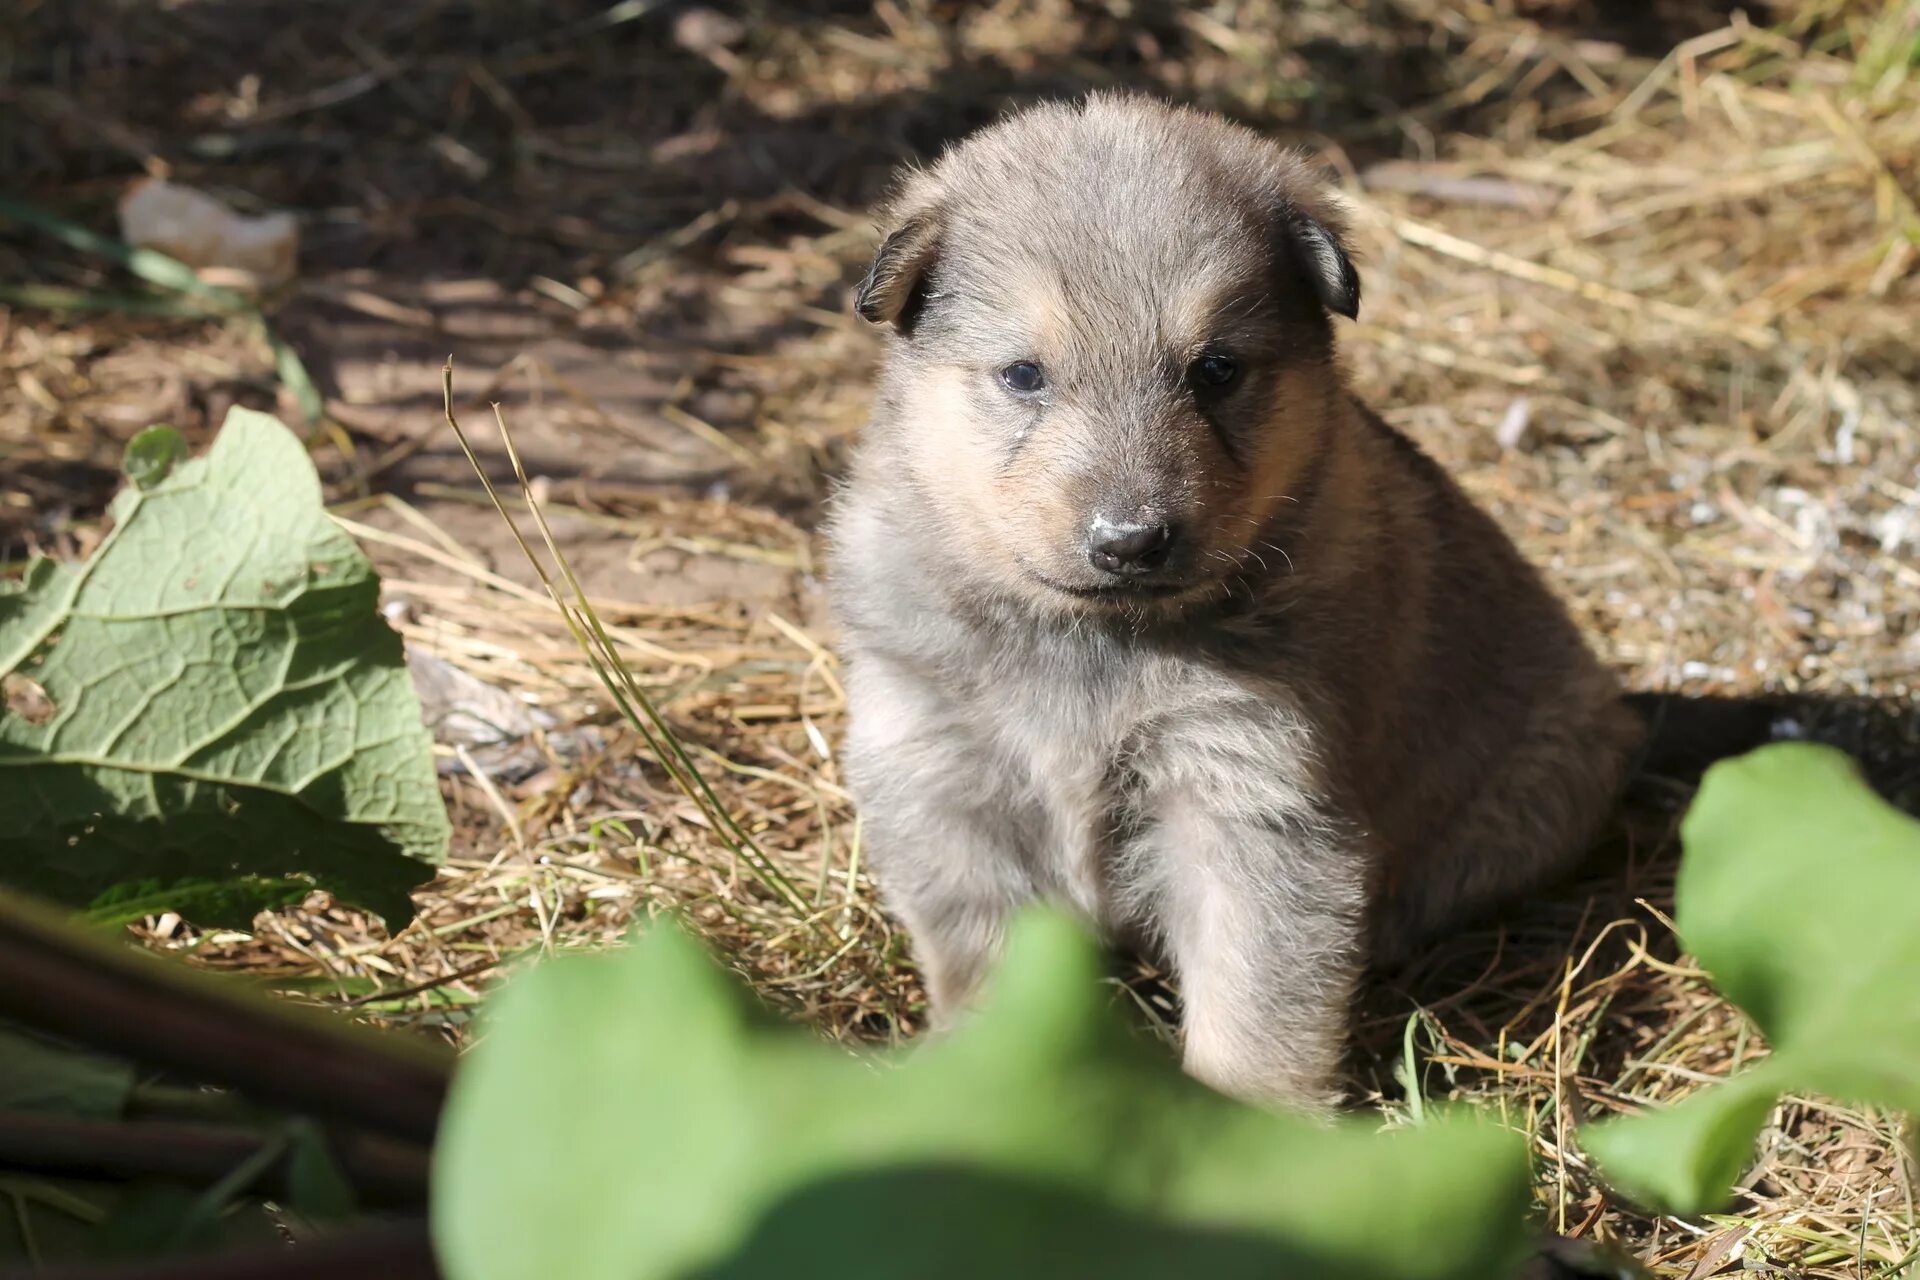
0 196 250 307
439 363 826 933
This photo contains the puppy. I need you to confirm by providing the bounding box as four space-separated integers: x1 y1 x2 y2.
826 94 1644 1107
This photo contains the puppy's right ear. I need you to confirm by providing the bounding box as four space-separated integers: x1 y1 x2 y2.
854 207 942 332
1282 209 1361 322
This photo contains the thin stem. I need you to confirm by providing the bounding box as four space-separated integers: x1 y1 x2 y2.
0 1114 428 1209
0 892 450 1146
16 1218 440 1280
439 362 830 935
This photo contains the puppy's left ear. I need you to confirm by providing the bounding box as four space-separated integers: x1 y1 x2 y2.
1281 209 1361 321
854 210 942 329
1263 150 1361 321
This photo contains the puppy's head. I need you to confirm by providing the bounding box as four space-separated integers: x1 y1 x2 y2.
856 94 1359 617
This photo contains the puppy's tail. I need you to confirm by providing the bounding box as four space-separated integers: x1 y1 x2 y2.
1623 690 1920 812
1622 691 1789 786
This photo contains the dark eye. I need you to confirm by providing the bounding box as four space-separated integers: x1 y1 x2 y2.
999 361 1046 394
1191 354 1238 389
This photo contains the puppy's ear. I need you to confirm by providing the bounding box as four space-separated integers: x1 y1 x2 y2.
855 178 944 331
854 212 941 330
1262 152 1361 321
1281 209 1360 321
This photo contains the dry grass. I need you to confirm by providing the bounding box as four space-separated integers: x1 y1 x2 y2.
4 0 1919 1274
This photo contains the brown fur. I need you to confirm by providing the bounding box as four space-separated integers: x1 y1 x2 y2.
827 94 1643 1108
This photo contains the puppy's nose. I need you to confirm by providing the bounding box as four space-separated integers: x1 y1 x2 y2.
1087 518 1175 575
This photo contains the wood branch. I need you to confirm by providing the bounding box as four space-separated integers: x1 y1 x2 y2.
0 1219 440 1280
0 1113 430 1209
0 892 450 1145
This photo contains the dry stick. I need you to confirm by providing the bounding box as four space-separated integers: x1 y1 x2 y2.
1551 953 1578 1237
340 954 504 1010
0 892 449 1147
1381 212 1782 350
0 1115 429 1209
0 1218 439 1280
1808 92 1920 240
438 362 827 934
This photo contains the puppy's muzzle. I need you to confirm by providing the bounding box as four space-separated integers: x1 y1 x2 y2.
1086 513 1177 577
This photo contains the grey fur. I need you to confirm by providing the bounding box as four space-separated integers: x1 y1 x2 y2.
827 95 1643 1109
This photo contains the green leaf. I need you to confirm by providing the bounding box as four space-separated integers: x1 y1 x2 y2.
434 907 1533 1280
285 1120 359 1220
122 426 187 491
0 406 448 928
262 317 325 425
1584 743 1920 1213
0 196 250 307
80 875 316 929
90 1181 284 1260
0 1026 135 1118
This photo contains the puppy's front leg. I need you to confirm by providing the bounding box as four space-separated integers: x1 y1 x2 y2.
875 831 1026 1026
843 658 1034 1028
1154 804 1367 1110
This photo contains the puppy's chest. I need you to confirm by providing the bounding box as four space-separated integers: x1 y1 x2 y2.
959 665 1134 910
948 637 1247 918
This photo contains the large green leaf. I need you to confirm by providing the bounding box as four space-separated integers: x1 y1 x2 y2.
1584 743 1920 1212
0 410 448 927
434 907 1534 1280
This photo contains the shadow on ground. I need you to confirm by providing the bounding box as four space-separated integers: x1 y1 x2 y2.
1 0 1764 543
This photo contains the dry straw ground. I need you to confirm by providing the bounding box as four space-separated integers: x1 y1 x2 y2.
4 0 1918 1274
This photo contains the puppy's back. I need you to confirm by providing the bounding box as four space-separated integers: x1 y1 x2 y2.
1300 406 1643 956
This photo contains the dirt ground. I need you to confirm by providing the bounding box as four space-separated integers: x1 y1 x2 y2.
4 1 1919 1275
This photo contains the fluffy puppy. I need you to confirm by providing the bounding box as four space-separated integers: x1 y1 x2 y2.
827 94 1643 1106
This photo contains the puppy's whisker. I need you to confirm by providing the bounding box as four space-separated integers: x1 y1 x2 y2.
1256 541 1296 575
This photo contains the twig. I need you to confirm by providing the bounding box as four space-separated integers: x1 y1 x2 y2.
0 892 450 1146
0 1218 439 1280
0 1114 428 1208
1380 211 1781 349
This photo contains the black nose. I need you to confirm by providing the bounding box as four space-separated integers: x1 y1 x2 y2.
1087 520 1175 575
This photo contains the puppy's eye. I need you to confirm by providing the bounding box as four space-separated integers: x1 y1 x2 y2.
1190 354 1239 389
999 361 1046 394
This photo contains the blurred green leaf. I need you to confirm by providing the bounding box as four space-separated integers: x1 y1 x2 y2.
0 1173 284 1267
0 198 321 423
123 426 187 491
91 1180 284 1260
0 284 233 318
286 1121 359 1220
435 907 1533 1280
0 407 447 927
0 197 249 306
263 317 325 425
80 876 316 930
0 1173 115 1262
1584 743 1920 1212
0 1027 135 1118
